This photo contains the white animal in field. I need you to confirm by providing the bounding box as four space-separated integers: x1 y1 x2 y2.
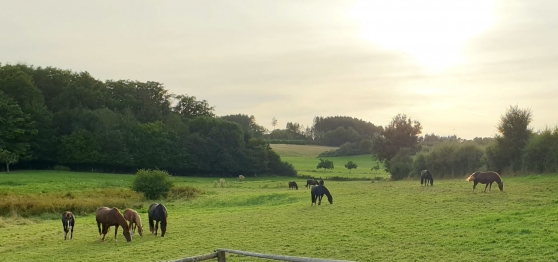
238 175 245 181
220 178 226 188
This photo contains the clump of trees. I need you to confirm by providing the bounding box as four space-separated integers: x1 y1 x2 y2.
344 161 357 173
0 63 296 177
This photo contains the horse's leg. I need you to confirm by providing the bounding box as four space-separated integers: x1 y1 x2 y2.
70 225 74 240
483 183 489 193
472 181 478 192
128 221 134 236
155 221 159 236
114 225 119 241
318 195 322 205
97 222 103 241
489 182 493 192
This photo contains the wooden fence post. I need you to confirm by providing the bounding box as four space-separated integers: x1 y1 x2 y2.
217 250 226 262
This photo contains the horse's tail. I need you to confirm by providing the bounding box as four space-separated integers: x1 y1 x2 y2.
420 176 424 185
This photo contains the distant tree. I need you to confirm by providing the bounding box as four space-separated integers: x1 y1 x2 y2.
172 94 215 119
221 114 267 138
372 114 422 162
371 163 381 173
487 105 533 172
271 117 278 130
0 91 37 172
344 161 358 173
317 158 334 171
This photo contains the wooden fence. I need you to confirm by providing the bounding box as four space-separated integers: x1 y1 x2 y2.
169 248 357 262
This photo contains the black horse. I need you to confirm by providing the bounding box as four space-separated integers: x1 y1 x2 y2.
288 181 298 190
311 185 333 205
61 211 75 240
420 170 434 186
148 203 168 237
305 179 319 189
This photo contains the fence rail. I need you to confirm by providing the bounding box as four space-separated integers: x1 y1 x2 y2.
169 248 357 262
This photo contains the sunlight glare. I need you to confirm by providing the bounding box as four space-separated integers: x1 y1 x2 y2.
349 0 496 73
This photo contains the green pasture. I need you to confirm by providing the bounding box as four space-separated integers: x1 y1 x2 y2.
270 144 389 179
2 170 558 261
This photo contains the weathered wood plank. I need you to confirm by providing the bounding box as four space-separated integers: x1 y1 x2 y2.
215 248 356 262
169 251 219 262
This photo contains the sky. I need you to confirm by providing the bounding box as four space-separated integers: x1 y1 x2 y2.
2 0 557 139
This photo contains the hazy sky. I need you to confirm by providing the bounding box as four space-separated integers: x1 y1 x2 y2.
2 0 557 139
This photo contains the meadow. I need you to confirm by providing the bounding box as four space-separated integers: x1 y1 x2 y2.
270 144 390 179
1 145 558 261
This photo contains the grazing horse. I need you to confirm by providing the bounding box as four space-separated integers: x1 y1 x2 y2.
288 181 298 190
96 207 132 242
148 203 168 237
123 208 143 237
305 179 319 189
311 185 333 205
61 211 75 240
420 170 434 186
238 175 245 181
466 171 504 192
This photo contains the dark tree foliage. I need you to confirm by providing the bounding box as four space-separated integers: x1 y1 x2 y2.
487 105 533 172
312 116 382 145
522 127 558 173
1 63 295 176
344 161 358 173
221 114 267 138
317 158 334 171
386 147 414 180
373 114 422 162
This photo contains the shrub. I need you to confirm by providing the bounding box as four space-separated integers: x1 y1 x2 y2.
131 169 174 200
167 186 203 200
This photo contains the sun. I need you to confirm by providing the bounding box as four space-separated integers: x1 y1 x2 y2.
349 0 497 73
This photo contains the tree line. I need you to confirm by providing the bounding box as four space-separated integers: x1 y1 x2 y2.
0 64 295 177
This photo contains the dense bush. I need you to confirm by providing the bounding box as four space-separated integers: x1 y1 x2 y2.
386 148 414 180
522 128 558 173
131 169 174 200
411 142 484 178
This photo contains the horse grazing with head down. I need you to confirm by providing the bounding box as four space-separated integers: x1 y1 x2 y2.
311 185 333 205
61 211 75 240
148 203 168 237
96 207 131 242
466 171 504 192
305 179 319 189
288 181 298 190
123 208 143 237
420 170 434 186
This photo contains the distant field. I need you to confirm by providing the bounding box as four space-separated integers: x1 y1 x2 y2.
271 144 390 179
2 171 558 261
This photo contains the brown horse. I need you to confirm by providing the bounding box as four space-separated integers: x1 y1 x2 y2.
96 207 132 242
466 171 504 192
305 179 319 189
288 181 298 190
123 208 143 237
61 211 75 240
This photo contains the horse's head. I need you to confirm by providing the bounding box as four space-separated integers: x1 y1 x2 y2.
123 229 132 242
498 181 504 191
327 195 333 204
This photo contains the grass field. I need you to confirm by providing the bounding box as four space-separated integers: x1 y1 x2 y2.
270 144 390 179
1 145 558 261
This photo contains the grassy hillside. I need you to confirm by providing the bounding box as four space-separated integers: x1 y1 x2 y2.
271 144 390 179
2 171 558 261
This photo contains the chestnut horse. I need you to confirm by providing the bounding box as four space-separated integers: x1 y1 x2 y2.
61 211 75 240
123 208 143 237
148 203 168 237
466 171 504 192
96 207 132 242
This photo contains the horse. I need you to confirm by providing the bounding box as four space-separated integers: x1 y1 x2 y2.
466 171 504 192
305 179 319 189
311 185 333 205
318 180 324 186
148 203 168 237
95 207 132 242
288 181 298 190
238 175 245 181
420 170 434 186
123 208 143 237
61 211 75 240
